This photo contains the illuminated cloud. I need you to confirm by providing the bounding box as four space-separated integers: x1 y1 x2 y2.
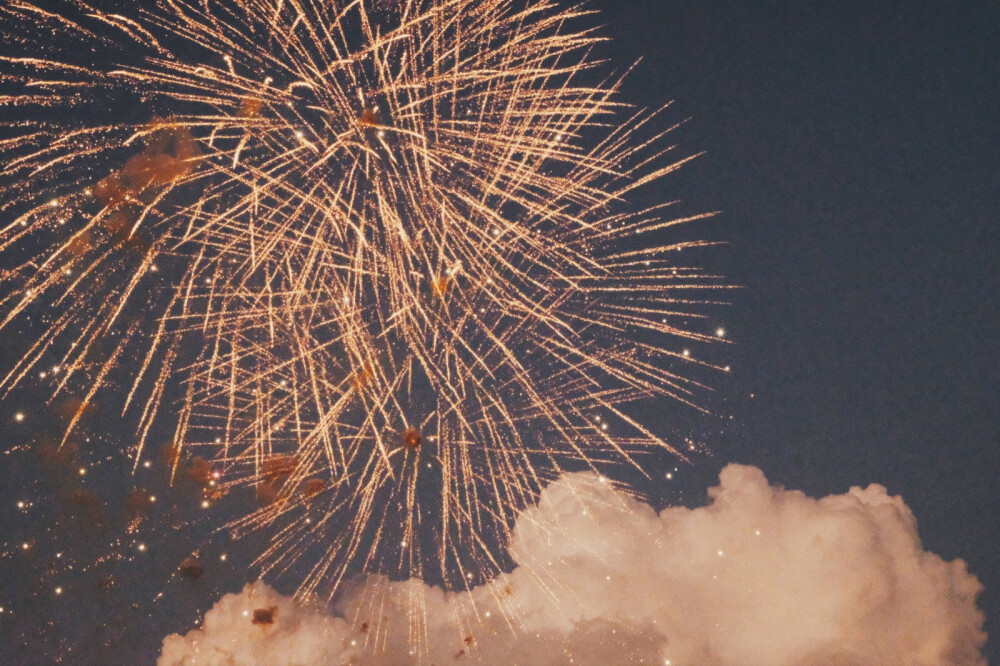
159 465 986 666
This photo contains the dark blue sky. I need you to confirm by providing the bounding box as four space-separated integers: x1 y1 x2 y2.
593 0 997 658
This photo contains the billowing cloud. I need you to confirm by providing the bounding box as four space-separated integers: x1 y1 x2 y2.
159 464 986 666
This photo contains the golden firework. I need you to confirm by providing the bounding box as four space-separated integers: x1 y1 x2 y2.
0 0 730 599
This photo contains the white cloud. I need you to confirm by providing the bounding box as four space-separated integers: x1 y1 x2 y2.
159 464 986 666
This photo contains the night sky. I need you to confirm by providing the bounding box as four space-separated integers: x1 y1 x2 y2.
2 1 997 663
599 0 997 660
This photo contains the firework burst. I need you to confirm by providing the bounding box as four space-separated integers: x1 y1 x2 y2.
0 0 729 598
